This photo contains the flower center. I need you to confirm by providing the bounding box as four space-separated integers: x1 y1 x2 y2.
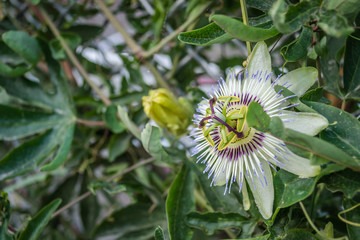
199 96 255 151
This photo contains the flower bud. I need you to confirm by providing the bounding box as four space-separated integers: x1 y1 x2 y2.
142 88 192 136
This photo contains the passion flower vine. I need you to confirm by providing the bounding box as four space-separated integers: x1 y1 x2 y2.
191 42 329 219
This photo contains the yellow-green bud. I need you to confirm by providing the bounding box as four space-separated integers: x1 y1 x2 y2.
142 88 193 136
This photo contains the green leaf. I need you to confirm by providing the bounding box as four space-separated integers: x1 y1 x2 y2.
304 101 360 160
141 124 170 163
0 105 62 140
319 37 346 98
28 0 40 4
0 192 12 240
247 101 270 132
88 180 126 195
166 164 195 240
2 31 42 64
80 175 100 234
154 226 164 240
301 88 331 104
0 129 59 180
210 15 279 42
274 170 318 209
314 36 328 58
185 211 247 235
343 29 360 100
108 133 131 162
283 229 317 240
343 199 360 239
280 26 312 62
324 0 360 22
283 128 360 171
18 198 62 240
178 22 233 46
318 10 354 38
117 105 141 139
247 0 277 11
40 124 75 171
92 203 166 238
50 32 81 60
65 25 103 43
189 160 247 214
270 0 320 34
323 169 360 198
103 105 125 133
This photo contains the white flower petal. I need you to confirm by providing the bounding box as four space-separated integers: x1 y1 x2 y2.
277 110 329 136
245 159 274 219
277 151 321 178
246 41 271 87
214 170 227 186
276 67 317 96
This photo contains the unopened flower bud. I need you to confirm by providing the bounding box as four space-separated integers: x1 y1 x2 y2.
142 88 193 136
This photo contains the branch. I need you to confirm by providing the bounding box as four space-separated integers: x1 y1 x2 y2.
76 118 106 127
142 2 213 59
52 157 155 218
39 8 112 106
94 0 171 91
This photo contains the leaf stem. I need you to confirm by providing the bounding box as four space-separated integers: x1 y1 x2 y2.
52 158 155 218
240 0 251 55
299 201 348 240
76 118 106 127
39 8 112 106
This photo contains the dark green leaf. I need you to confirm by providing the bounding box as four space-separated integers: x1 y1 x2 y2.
18 198 62 240
50 32 81 60
0 105 62 140
104 105 125 133
343 30 360 100
80 175 100 234
283 229 317 240
154 226 164 240
318 10 354 38
247 101 271 132
304 101 360 160
319 37 346 98
301 88 331 104
166 164 195 240
280 26 312 62
2 31 42 64
343 199 360 240
65 25 103 42
314 36 328 58
270 0 320 34
0 62 30 77
283 128 360 171
178 23 233 46
92 203 166 238
108 133 131 162
247 0 277 11
40 124 75 171
210 15 279 42
323 169 360 198
141 124 170 163
274 170 318 209
185 211 247 235
189 160 247 214
0 129 60 180
240 234 270 240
